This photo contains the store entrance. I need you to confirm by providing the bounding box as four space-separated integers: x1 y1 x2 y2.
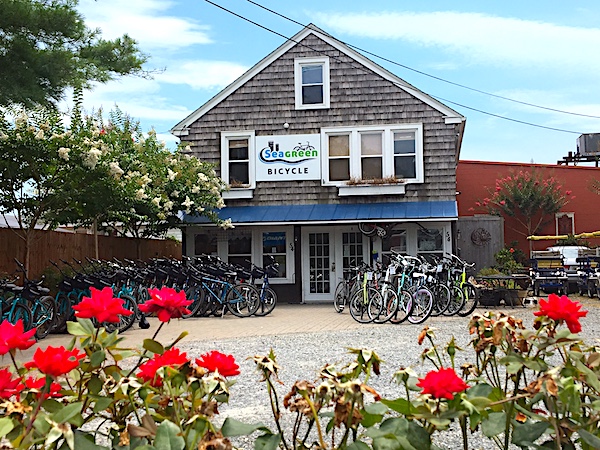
301 226 369 302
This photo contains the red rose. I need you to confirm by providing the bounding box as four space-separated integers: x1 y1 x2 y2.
534 294 588 333
0 368 23 399
24 376 63 399
137 347 189 386
138 287 192 322
24 346 85 378
416 367 468 400
195 351 240 377
0 319 36 355
72 287 133 323
509 248 515 253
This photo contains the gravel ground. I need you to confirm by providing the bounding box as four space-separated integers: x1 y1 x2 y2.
171 296 600 449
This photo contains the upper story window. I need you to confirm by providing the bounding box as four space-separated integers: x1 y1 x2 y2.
321 124 423 190
221 131 255 199
295 57 330 110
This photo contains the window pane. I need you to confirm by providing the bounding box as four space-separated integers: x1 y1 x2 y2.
417 229 443 252
263 254 286 278
361 133 382 156
329 135 349 157
394 156 416 179
329 159 350 181
263 232 286 254
229 236 252 254
229 162 249 185
302 65 323 84
302 85 323 104
383 231 407 254
228 256 250 269
362 157 382 179
194 233 217 255
393 132 415 154
229 139 249 160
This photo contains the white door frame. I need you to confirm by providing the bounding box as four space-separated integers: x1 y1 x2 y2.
301 225 370 302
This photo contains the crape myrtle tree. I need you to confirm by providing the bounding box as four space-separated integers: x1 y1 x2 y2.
472 169 571 252
0 0 147 107
0 107 230 274
80 109 231 249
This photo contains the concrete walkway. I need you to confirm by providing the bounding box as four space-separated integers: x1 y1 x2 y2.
13 303 373 362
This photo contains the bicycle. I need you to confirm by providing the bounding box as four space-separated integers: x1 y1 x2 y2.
333 262 368 313
349 267 383 324
249 256 279 317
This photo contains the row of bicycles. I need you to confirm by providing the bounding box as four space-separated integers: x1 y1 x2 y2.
333 252 480 325
0 255 280 339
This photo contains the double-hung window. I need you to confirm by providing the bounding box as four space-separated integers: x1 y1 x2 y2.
321 124 423 193
221 131 255 198
295 57 330 109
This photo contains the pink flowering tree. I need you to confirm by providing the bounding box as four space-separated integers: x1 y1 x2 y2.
474 170 570 250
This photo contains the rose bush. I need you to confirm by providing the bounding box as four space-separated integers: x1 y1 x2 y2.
0 291 598 449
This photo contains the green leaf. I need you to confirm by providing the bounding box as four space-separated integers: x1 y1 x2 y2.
254 433 281 450
153 420 184 450
578 429 600 448
143 339 164 355
347 442 371 450
369 417 430 450
365 402 389 415
52 402 83 424
88 375 102 395
0 418 14 438
73 430 110 449
92 396 113 413
166 331 189 349
467 383 493 398
523 359 548 372
381 398 413 415
221 417 268 437
481 412 506 437
511 421 549 447
90 349 106 367
67 321 88 336
575 360 600 392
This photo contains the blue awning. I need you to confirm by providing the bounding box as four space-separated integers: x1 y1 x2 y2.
183 201 457 225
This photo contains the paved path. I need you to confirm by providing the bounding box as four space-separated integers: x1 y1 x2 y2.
13 303 373 362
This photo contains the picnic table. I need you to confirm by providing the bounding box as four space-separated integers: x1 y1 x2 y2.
477 274 531 307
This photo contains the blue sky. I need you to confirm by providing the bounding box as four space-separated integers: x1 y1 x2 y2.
72 0 600 165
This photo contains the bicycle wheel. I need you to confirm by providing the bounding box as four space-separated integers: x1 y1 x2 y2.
53 292 72 333
333 281 348 313
389 290 413 324
430 284 451 317
8 303 33 330
226 283 259 317
457 284 480 317
443 286 465 316
33 296 57 340
349 288 377 324
182 285 204 318
254 287 277 317
407 287 433 324
373 288 398 324
106 294 137 333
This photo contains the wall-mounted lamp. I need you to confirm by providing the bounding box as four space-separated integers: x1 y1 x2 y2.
283 122 290 129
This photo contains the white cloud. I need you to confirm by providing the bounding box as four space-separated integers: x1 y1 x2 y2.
316 11 600 72
78 0 212 50
155 60 249 89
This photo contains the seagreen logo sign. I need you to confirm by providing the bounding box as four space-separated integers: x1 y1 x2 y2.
255 134 321 181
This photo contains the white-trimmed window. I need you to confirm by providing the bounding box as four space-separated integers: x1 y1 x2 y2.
321 124 423 193
295 57 330 110
556 212 575 235
221 131 255 198
259 227 294 282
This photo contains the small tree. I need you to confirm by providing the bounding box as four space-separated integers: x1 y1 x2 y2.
474 170 570 251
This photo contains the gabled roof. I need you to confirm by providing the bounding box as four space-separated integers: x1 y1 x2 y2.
171 24 465 136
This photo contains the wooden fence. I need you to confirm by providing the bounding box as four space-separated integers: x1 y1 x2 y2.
0 228 182 280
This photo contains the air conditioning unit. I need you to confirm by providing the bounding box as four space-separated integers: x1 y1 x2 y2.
577 133 600 156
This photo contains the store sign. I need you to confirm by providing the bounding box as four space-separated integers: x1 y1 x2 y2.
256 134 321 181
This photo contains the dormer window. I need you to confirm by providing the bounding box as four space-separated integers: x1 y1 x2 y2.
295 57 330 110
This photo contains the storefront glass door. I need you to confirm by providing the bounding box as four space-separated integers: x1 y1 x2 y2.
305 230 332 300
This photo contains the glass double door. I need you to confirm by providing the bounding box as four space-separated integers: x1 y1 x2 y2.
301 226 368 302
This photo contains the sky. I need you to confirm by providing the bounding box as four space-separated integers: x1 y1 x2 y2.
72 0 600 165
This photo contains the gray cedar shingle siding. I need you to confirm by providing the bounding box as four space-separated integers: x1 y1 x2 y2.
184 33 459 207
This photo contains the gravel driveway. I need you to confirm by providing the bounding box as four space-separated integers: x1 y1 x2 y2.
170 296 600 449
